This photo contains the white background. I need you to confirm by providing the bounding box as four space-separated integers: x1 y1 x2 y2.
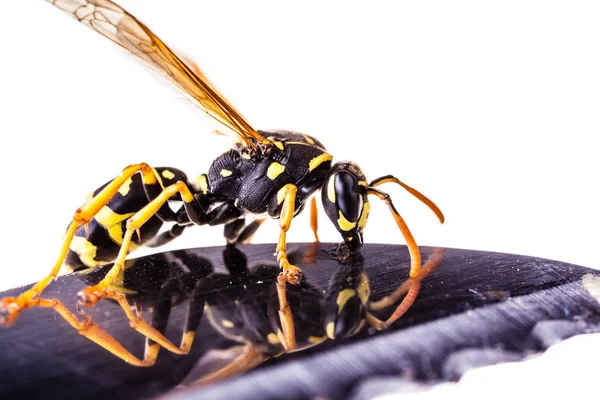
1 1 599 398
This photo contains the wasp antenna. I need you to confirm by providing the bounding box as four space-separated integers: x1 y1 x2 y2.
369 175 445 224
367 188 421 278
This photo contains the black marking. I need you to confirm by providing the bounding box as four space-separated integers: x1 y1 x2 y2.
334 171 361 222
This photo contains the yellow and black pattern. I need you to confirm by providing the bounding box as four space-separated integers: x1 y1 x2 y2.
65 167 189 271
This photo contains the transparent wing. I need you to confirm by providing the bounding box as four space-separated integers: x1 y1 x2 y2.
47 0 269 150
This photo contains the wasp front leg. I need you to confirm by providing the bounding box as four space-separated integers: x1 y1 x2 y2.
271 184 303 350
274 184 303 285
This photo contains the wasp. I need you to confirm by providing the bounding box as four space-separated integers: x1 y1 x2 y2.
0 0 444 362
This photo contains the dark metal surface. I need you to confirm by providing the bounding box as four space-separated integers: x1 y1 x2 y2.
1 243 599 400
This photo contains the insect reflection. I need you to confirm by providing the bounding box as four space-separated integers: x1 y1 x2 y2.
78 244 443 380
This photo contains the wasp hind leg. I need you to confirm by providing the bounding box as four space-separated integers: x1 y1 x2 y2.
77 180 205 307
0 163 187 326
13 295 158 367
10 287 205 366
110 281 208 364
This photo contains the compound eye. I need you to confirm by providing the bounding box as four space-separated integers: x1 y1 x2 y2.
335 171 362 223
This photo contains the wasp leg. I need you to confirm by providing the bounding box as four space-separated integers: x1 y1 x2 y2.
145 223 190 248
78 181 201 307
310 196 320 242
367 177 444 279
365 248 445 330
103 289 203 359
179 284 207 353
301 197 321 264
276 274 297 351
276 184 302 284
237 218 266 244
365 279 421 331
192 344 269 385
369 248 445 311
0 163 169 326
11 296 157 366
224 219 246 243
224 218 267 244
140 253 209 361
174 200 242 228
144 295 173 359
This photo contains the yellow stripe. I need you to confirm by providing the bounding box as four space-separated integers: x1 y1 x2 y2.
337 288 356 313
358 202 370 230
357 272 370 305
95 206 135 245
220 169 233 177
327 176 336 203
308 153 333 172
326 322 335 339
150 167 165 189
69 236 105 268
337 211 357 231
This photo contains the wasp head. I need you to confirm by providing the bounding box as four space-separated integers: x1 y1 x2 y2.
321 162 370 252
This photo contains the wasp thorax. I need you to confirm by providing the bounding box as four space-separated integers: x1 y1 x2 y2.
321 162 370 251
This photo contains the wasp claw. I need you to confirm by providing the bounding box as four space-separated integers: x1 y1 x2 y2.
77 287 103 307
0 298 20 326
284 268 302 285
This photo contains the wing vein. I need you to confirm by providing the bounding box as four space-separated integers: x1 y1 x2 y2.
47 0 268 150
